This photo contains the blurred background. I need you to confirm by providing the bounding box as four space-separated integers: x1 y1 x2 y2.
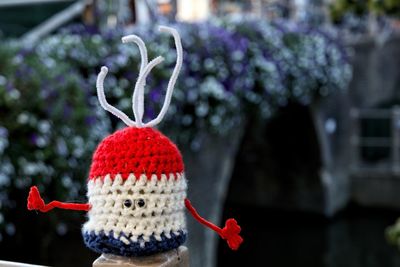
1 0 400 266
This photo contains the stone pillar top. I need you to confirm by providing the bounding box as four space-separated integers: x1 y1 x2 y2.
93 246 189 267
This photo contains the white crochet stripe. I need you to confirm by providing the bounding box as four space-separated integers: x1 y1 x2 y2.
83 173 187 244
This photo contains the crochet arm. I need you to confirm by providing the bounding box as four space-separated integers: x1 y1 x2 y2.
27 186 90 212
184 198 243 250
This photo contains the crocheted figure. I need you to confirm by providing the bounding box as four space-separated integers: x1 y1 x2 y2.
27 26 243 257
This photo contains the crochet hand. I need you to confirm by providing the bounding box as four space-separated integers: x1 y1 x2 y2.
27 185 91 213
27 186 45 211
220 218 243 250
184 198 243 251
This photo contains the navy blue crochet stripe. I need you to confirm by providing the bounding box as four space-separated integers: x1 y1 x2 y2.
83 230 186 257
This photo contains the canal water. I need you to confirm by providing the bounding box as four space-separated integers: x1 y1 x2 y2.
218 203 400 267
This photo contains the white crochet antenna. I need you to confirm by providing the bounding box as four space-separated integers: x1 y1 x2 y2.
96 25 183 128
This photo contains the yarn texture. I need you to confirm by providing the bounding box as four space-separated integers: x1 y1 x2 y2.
26 25 243 257
27 186 90 212
82 128 188 255
89 127 184 179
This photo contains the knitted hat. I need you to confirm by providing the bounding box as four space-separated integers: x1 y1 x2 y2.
27 26 242 257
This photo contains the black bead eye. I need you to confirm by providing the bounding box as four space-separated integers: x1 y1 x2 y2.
123 199 132 208
136 198 146 208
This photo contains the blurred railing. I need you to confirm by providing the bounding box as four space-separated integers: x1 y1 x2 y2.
0 260 47 267
350 106 400 176
22 0 88 44
0 0 74 7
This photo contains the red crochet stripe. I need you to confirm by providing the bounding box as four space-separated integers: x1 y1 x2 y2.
89 127 184 180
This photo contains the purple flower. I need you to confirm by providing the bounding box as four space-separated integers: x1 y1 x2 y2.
29 133 38 146
123 71 136 81
16 47 34 59
56 74 65 84
85 116 97 126
60 23 100 36
0 126 8 138
15 65 33 78
63 104 72 119
5 82 13 93
150 88 161 103
144 106 156 121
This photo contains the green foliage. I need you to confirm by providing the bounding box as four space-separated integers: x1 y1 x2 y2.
0 41 110 239
330 0 400 23
369 0 400 17
330 0 368 23
219 17 352 107
386 219 400 247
